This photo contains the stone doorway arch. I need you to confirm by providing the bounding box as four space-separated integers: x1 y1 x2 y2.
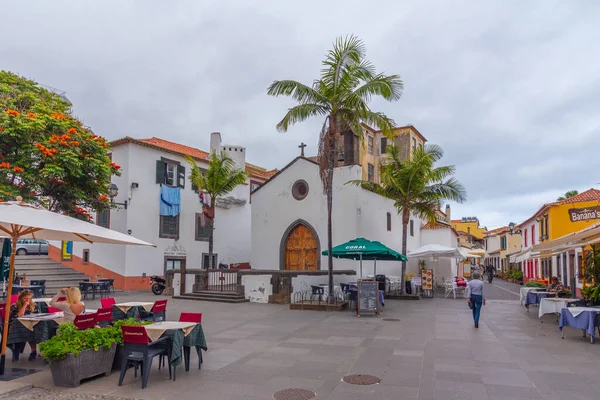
279 220 320 271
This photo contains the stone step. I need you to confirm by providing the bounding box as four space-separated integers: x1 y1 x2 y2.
176 292 249 304
14 257 58 265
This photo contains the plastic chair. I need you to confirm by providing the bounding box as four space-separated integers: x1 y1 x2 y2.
79 282 94 300
142 299 167 322
74 312 97 330
179 312 202 323
9 295 18 305
95 307 114 327
310 285 324 302
101 297 116 309
118 325 172 389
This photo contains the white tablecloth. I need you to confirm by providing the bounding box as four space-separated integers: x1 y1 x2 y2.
520 287 545 305
538 298 578 318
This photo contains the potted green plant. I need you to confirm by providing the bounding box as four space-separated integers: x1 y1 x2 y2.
39 323 120 387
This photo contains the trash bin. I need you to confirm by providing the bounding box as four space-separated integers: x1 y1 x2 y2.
375 274 386 292
405 280 412 294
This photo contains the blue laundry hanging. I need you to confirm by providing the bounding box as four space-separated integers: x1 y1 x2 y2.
160 185 181 216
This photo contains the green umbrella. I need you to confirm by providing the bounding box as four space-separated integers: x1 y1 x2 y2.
322 238 407 278
1 239 10 281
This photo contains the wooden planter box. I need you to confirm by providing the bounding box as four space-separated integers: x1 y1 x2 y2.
49 344 116 387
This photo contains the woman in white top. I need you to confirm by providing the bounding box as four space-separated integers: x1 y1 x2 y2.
49 287 85 322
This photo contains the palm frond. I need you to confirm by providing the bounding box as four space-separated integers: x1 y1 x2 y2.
267 80 329 105
276 103 329 132
187 152 248 200
321 35 365 95
354 73 403 102
360 110 396 138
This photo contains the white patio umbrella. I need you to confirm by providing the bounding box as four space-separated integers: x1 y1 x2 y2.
406 244 464 259
0 199 155 374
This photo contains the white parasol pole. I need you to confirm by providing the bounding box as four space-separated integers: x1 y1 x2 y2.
360 253 363 279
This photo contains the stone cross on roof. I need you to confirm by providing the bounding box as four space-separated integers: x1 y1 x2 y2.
299 142 307 157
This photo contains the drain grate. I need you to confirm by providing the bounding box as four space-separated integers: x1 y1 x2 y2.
343 374 381 385
382 318 401 322
273 388 316 400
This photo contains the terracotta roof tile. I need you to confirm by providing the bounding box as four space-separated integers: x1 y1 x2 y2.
139 137 210 160
484 226 510 237
110 136 277 181
422 222 459 236
548 189 600 206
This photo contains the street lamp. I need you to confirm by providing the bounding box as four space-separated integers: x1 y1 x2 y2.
108 183 128 209
509 222 516 234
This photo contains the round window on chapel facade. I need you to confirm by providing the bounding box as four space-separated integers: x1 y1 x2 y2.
292 180 309 200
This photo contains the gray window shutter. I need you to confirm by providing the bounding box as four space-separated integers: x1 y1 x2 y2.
156 160 165 184
177 165 185 188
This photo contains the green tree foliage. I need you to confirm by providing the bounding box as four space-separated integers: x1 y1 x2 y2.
187 152 248 268
557 190 579 201
0 71 119 220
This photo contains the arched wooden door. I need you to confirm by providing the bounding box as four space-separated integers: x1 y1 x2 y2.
285 224 318 271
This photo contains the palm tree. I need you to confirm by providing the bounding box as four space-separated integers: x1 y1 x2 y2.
349 144 467 293
187 153 248 269
267 35 403 297
557 190 579 201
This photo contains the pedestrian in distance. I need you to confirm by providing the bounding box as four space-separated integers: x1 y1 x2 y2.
467 271 486 328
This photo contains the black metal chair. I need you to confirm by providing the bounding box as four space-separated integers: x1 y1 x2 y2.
118 325 172 389
30 280 46 296
310 285 324 302
79 282 94 300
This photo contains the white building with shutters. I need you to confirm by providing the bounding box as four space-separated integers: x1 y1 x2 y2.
52 132 276 290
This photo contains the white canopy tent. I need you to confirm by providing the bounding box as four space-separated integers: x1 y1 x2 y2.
0 200 155 375
407 244 465 280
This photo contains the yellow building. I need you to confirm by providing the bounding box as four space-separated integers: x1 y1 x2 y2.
519 188 600 283
451 217 487 241
334 124 427 183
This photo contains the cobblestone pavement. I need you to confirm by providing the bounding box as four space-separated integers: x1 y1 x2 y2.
10 388 137 399
6 290 600 399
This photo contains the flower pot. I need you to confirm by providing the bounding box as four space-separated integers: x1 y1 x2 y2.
49 344 116 387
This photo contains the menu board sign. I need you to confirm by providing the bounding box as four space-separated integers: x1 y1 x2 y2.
421 269 433 290
357 280 380 317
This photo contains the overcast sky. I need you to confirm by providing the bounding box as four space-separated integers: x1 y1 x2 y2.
2 0 599 229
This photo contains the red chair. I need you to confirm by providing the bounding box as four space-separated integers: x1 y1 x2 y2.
118 325 172 389
179 312 202 323
48 297 66 313
74 312 97 330
179 312 203 370
10 295 18 305
95 307 114 327
142 299 167 322
101 297 116 309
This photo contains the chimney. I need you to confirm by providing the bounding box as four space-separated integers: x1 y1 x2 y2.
210 132 221 154
445 204 451 223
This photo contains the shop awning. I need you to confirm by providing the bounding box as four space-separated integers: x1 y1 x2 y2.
531 221 600 253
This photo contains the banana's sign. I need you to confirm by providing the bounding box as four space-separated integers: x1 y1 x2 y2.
569 206 600 222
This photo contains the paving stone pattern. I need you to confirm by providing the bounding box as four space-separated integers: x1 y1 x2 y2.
6 288 600 399
9 387 137 400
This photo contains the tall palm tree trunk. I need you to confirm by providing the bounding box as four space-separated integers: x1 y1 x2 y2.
327 130 335 301
208 202 215 269
401 209 410 294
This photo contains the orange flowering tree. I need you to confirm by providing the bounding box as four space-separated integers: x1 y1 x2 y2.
0 71 119 220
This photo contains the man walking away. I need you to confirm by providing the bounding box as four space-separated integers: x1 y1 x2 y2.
467 272 486 328
485 264 496 283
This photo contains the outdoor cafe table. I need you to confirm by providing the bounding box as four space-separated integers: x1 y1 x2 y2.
520 287 546 305
80 281 108 300
112 302 154 320
32 298 53 313
7 312 64 360
144 321 208 371
525 291 555 310
559 307 600 344
538 298 579 319
12 284 44 298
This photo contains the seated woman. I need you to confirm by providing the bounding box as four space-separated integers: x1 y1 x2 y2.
548 276 564 293
49 287 85 322
9 289 39 361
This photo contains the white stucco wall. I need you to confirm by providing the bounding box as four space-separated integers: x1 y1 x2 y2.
69 139 257 280
251 159 426 279
241 275 273 303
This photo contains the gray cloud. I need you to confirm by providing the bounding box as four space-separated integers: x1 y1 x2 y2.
2 0 599 228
